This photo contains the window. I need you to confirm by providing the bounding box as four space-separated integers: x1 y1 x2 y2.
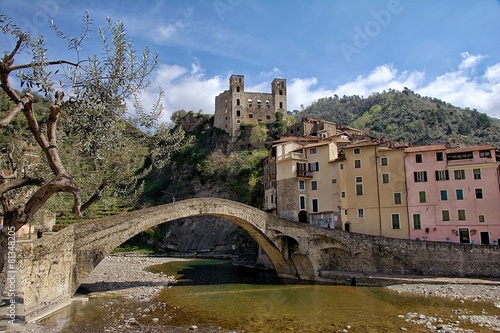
436 152 444 161
456 189 464 200
391 214 401 229
458 209 466 221
442 210 450 221
381 157 388 166
236 86 240 92
355 176 363 183
353 148 360 155
475 188 483 199
340 163 344 170
473 168 481 180
236 110 241 117
413 214 422 229
454 170 466 180
249 114 253 118
354 159 362 169
309 162 319 171
299 196 306 210
447 152 473 160
341 192 345 198
479 150 492 158
356 184 364 196
311 181 318 190
298 180 305 190
236 99 240 105
357 208 364 218
419 191 427 203
312 199 319 213
394 192 402 205
435 170 449 181
440 190 448 201
414 171 428 182
382 173 390 184
415 154 423 163
310 148 317 154
479 215 485 223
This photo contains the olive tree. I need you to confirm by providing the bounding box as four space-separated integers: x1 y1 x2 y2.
0 13 185 290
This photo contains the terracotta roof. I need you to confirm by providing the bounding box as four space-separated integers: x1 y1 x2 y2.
344 142 379 148
404 144 446 153
273 136 320 144
303 141 334 148
446 145 494 154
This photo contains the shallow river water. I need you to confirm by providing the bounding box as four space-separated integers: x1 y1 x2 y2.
41 258 500 332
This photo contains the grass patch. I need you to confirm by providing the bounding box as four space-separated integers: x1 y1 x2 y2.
111 244 156 254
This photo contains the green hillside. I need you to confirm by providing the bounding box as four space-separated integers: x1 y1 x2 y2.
299 88 500 146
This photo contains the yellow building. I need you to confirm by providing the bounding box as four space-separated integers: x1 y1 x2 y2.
263 136 341 227
338 142 409 238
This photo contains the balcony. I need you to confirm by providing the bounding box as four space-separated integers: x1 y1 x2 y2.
277 152 305 162
296 170 314 178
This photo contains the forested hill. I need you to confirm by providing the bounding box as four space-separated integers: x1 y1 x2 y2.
299 88 500 146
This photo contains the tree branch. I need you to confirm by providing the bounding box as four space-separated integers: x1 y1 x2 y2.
47 91 64 146
0 177 45 197
0 94 31 126
24 175 82 222
8 59 80 72
81 179 107 212
22 94 68 176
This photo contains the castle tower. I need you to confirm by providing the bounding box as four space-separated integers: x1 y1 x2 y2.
214 75 287 148
272 78 287 114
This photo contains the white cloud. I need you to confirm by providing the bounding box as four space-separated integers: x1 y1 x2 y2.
259 67 282 78
458 52 486 71
153 21 186 42
288 77 335 111
135 63 226 123
485 63 500 83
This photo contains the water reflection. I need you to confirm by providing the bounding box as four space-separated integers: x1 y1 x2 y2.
40 258 500 333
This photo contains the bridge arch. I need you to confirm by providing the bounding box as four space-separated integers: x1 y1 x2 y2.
71 197 298 293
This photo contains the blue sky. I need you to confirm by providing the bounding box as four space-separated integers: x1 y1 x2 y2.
2 0 500 122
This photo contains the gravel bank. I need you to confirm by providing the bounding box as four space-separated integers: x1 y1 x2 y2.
77 254 182 300
387 283 500 332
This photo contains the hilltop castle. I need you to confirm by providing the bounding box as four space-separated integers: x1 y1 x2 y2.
214 75 287 143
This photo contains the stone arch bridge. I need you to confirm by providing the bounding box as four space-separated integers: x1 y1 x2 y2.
15 197 500 321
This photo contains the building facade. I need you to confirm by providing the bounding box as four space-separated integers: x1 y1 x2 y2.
404 144 500 244
214 75 287 142
338 142 409 238
262 136 342 227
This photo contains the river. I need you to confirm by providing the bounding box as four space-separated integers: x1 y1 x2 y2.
39 258 500 332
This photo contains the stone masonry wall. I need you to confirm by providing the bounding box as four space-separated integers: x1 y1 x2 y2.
15 226 75 320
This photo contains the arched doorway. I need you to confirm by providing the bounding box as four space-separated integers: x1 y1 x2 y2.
298 210 308 223
344 222 351 232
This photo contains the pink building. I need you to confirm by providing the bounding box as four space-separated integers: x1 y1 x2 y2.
405 144 500 244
